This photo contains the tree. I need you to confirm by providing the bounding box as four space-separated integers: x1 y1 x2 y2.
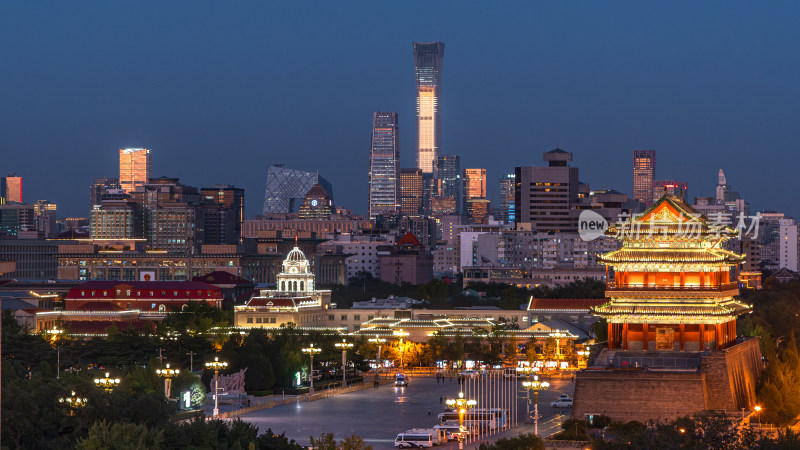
309 433 337 450
76 421 164 450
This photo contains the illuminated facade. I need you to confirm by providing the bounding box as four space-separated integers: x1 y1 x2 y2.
368 112 400 219
413 42 444 174
514 149 580 233
1 174 22 203
632 150 655 206
434 155 460 214
234 246 332 328
298 184 334 220
399 168 423 216
463 168 486 212
496 174 515 224
119 148 152 194
593 195 750 352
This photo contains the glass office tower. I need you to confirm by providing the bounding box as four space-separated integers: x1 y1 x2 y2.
368 112 400 219
413 42 444 174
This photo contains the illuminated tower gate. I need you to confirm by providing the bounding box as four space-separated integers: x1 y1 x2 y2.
593 195 750 352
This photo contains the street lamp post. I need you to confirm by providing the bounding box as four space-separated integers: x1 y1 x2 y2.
205 357 228 418
156 363 180 399
46 327 63 379
369 336 386 385
755 405 762 427
522 375 550 435
445 391 477 450
393 329 409 371
302 344 321 394
335 340 354 386
93 372 121 392
59 391 88 416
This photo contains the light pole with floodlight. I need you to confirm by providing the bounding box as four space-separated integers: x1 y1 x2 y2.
59 391 87 416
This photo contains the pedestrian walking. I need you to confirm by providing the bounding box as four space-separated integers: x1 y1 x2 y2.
439 396 443 404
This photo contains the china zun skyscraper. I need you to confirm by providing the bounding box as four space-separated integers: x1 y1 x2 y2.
413 42 444 174
368 112 400 219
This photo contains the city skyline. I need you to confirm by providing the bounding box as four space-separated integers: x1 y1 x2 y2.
3 2 800 218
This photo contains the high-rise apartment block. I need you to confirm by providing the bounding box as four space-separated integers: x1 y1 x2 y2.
200 184 245 244
119 148 152 194
90 177 122 206
515 149 580 233
368 112 400 219
399 168 424 216
463 168 486 202
497 174 516 224
1 174 22 203
632 150 655 205
779 218 798 272
413 42 444 174
90 201 142 240
263 165 333 215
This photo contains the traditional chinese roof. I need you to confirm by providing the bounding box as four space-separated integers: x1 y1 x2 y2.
598 247 745 265
606 194 738 241
591 296 751 324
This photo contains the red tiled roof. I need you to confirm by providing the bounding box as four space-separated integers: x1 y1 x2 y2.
527 298 607 311
67 301 126 312
397 232 421 247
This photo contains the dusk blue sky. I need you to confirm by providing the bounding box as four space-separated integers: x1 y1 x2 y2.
3 2 800 218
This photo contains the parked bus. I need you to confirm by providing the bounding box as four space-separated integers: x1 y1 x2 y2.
394 432 433 448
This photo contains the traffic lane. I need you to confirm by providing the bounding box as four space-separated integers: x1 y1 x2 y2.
520 379 574 437
241 376 467 450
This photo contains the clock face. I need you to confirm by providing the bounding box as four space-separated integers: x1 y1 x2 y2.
290 267 298 273
311 199 318 207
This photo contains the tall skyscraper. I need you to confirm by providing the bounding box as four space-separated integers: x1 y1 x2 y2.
435 155 460 209
368 112 400 219
413 42 444 174
119 148 152 194
200 184 245 244
1 174 22 203
515 149 580 233
399 168 424 216
497 173 516 223
632 150 656 205
263 165 333 214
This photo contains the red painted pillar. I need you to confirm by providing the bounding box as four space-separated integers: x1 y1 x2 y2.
716 323 723 350
700 324 706 350
642 323 649 351
608 323 614 349
622 323 629 350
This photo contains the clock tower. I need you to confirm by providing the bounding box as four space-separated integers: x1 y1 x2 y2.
298 183 334 219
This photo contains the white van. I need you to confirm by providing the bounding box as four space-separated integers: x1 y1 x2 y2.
394 432 433 448
433 422 464 441
395 373 408 387
405 428 446 445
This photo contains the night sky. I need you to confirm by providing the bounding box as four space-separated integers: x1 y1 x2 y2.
3 2 800 218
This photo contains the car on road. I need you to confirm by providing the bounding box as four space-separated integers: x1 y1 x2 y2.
551 395 573 408
395 373 408 387
459 370 478 378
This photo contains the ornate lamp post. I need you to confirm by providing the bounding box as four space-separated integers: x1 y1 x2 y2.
302 344 321 394
59 391 88 416
369 336 386 384
156 363 180 399
205 357 228 418
754 405 762 427
93 372 121 392
335 340 354 386
445 391 477 450
522 375 550 435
